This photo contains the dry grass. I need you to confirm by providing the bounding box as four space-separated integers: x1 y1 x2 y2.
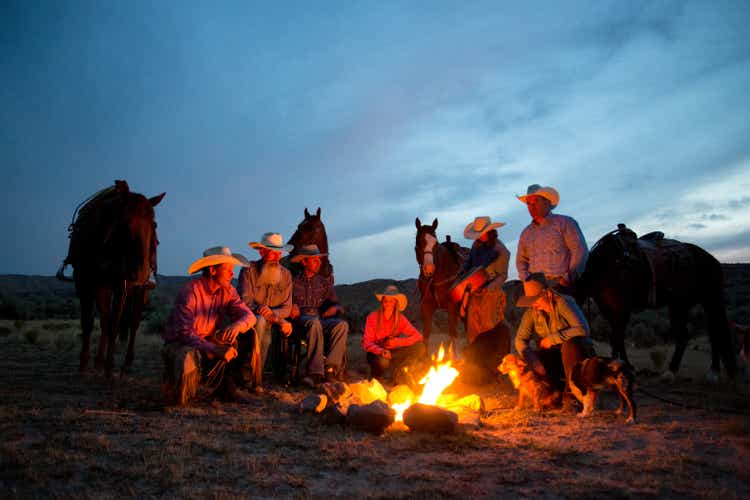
1 320 749 498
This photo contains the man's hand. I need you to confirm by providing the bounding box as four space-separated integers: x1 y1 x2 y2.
279 319 293 337
539 337 553 349
322 306 339 318
290 304 300 320
218 323 245 344
257 305 274 321
381 349 391 360
219 346 238 363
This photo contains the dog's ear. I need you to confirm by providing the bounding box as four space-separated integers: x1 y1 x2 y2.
515 356 527 369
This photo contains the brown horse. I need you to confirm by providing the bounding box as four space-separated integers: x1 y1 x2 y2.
64 180 165 376
414 217 467 354
287 207 332 277
576 224 735 380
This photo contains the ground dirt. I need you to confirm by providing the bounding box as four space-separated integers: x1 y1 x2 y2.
1 321 749 499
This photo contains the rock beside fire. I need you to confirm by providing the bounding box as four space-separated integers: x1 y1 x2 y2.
320 403 347 426
299 394 327 414
403 403 459 433
347 400 395 434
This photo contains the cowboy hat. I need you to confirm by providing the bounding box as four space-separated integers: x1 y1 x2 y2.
290 244 328 263
249 232 293 253
188 246 250 274
516 184 560 209
375 284 408 312
516 273 551 307
463 216 506 240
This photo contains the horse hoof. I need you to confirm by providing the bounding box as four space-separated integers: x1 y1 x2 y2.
625 417 635 424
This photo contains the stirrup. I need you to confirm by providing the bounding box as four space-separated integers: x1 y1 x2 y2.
56 262 74 282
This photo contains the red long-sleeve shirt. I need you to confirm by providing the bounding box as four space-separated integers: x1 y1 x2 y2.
362 311 422 355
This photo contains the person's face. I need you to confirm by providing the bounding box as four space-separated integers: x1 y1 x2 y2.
381 297 398 317
478 231 490 242
210 263 234 288
526 195 551 222
531 291 553 313
259 247 282 263
302 255 321 275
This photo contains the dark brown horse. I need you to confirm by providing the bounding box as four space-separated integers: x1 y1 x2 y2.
414 217 467 354
287 207 332 277
64 180 165 376
577 224 735 380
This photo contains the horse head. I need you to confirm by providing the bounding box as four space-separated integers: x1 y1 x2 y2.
107 181 165 286
288 207 331 276
414 217 439 277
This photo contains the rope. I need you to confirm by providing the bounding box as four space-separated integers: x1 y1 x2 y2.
636 385 750 416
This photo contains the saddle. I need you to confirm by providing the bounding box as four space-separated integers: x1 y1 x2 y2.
614 224 695 306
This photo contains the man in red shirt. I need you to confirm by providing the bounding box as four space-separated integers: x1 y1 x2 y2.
362 285 425 386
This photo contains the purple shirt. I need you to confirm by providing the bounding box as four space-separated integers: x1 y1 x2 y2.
516 213 588 282
163 276 255 355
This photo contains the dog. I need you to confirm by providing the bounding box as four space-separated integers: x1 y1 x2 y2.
569 357 636 424
498 354 559 411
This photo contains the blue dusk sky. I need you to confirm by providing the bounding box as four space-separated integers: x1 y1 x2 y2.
2 1 749 284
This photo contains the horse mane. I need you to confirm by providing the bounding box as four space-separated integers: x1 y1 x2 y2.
440 235 469 264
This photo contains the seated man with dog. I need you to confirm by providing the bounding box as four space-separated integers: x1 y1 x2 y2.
289 244 349 387
514 273 595 407
161 247 257 405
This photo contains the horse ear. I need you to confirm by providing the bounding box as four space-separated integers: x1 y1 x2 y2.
432 218 438 230
415 217 422 229
316 207 321 217
149 192 166 207
114 180 130 194
304 207 310 218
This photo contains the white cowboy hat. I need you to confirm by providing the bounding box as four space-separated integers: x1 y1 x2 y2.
249 232 293 253
188 246 250 274
463 216 506 240
375 284 408 312
516 184 560 209
290 244 328 263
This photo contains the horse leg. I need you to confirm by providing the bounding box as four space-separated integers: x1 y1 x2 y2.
79 289 95 372
421 300 434 354
122 289 147 375
667 304 689 376
601 304 631 366
704 298 736 379
106 283 127 378
95 288 112 370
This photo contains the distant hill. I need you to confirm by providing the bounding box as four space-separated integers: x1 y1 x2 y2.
2 264 749 344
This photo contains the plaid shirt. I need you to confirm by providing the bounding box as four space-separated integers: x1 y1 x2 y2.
292 272 340 317
516 213 588 282
514 294 590 353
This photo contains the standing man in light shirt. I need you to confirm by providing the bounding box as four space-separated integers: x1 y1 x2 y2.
237 232 294 392
516 184 588 294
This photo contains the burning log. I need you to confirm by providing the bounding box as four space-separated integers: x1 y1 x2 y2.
347 400 395 434
318 381 352 404
403 403 459 433
298 394 327 414
320 403 347 426
348 379 388 405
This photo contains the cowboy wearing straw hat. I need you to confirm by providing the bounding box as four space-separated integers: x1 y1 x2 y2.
362 285 426 387
514 272 595 405
161 246 257 405
516 184 588 293
458 216 512 385
289 244 349 387
237 232 294 391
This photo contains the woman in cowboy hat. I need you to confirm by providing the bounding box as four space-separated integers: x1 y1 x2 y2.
362 285 426 387
516 184 588 294
162 246 257 405
458 216 512 385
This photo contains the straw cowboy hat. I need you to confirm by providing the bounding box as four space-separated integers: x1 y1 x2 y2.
249 232 293 253
290 244 328 263
188 246 250 274
464 216 506 240
516 272 552 307
516 184 560 209
375 284 408 312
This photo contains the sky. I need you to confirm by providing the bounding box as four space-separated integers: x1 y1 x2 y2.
2 0 750 284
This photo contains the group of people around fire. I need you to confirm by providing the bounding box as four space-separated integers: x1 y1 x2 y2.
161 183 594 408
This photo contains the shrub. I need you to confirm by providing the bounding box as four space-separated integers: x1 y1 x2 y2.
14 319 25 330
649 349 667 371
629 322 659 348
42 322 71 331
24 328 40 345
0 326 12 337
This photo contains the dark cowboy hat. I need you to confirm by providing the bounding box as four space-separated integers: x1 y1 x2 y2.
290 244 328 263
516 273 551 307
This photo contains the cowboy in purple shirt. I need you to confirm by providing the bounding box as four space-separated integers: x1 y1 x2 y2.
288 244 349 386
516 184 589 294
162 247 256 405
